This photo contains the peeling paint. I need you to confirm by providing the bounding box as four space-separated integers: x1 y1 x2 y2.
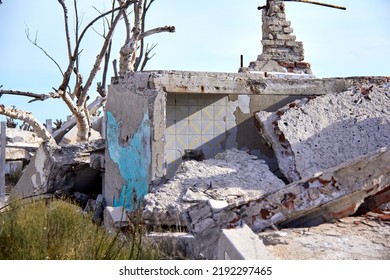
106 111 151 211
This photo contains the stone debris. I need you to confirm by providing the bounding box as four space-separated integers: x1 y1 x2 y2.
182 147 389 259
258 214 390 260
142 149 286 227
104 206 130 233
255 84 390 182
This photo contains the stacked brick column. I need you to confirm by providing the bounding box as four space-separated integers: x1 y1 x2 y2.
242 0 312 74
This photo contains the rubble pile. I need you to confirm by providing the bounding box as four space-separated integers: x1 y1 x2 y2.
143 149 285 227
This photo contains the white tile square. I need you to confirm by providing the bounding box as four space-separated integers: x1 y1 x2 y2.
201 96 215 106
214 96 227 106
188 135 202 149
166 120 176 135
176 135 189 151
213 105 227 121
166 149 177 164
188 106 202 120
176 94 189 106
176 120 189 135
201 120 214 135
176 106 189 120
201 106 214 120
214 121 226 135
166 135 176 150
189 120 202 135
201 134 214 149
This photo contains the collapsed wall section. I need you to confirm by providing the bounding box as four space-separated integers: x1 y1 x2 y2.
255 81 390 182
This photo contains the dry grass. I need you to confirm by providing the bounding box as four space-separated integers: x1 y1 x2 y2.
0 198 161 260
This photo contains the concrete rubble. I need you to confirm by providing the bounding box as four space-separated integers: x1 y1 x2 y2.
143 149 286 227
255 83 390 182
181 147 389 259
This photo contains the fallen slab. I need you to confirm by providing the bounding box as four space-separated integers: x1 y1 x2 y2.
183 147 389 259
255 84 390 182
142 149 286 227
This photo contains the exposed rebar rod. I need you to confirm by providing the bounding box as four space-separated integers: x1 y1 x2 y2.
283 0 346 10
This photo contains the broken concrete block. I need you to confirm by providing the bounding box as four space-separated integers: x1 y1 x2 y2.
217 224 275 260
104 206 130 233
183 147 390 258
255 85 390 182
143 149 286 227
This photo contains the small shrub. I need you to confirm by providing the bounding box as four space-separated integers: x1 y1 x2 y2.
0 198 161 260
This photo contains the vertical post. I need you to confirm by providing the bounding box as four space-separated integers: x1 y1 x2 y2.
46 119 53 134
101 113 106 140
0 121 6 202
240 54 244 68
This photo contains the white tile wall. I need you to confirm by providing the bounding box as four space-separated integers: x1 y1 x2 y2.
166 93 240 178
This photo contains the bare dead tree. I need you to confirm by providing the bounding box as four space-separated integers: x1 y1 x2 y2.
0 0 174 142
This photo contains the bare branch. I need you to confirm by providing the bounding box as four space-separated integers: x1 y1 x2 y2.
0 104 56 144
77 9 124 107
58 0 73 61
140 26 175 40
25 26 64 77
0 89 60 103
140 43 157 71
73 0 80 70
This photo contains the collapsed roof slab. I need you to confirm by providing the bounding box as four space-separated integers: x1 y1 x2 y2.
183 147 389 259
255 82 390 182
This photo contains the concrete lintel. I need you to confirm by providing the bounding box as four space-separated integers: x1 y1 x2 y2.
112 71 390 97
150 70 351 96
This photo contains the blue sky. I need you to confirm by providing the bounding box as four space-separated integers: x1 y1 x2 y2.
0 0 389 123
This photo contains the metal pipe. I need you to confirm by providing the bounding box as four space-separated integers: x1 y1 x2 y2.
283 0 346 10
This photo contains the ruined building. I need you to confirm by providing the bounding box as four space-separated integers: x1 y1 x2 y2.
10 0 390 260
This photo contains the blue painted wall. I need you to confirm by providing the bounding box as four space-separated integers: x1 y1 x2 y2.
106 111 151 211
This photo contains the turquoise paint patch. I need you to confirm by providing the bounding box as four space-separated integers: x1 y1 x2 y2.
106 111 151 211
